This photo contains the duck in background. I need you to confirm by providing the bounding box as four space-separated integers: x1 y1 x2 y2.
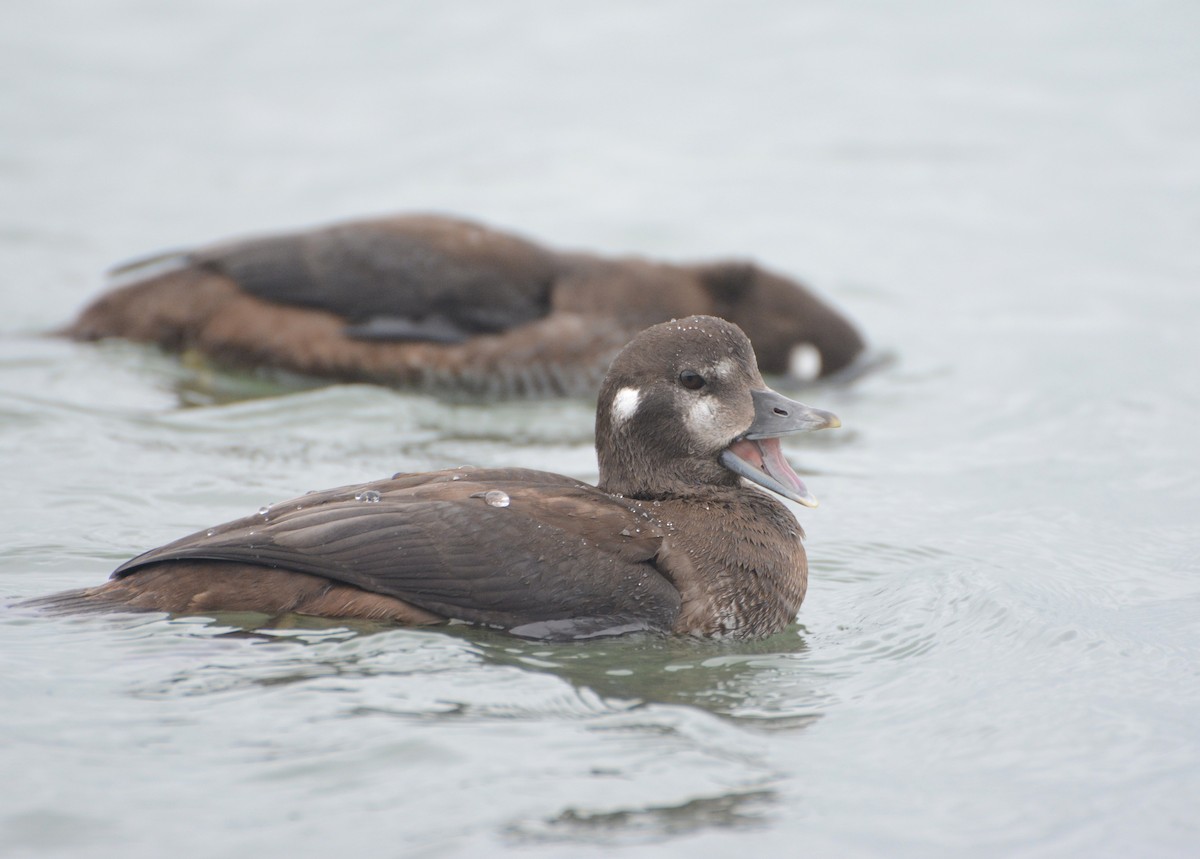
39 316 841 640
64 214 866 398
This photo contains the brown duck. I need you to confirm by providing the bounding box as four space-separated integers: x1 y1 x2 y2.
64 214 865 397
45 316 840 639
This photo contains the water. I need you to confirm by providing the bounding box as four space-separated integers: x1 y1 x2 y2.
479 490 512 508
2 0 1199 856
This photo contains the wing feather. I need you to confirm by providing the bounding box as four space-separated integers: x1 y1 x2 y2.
114 468 678 633
195 218 557 335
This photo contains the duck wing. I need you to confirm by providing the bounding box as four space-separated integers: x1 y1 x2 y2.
191 216 560 341
112 467 679 637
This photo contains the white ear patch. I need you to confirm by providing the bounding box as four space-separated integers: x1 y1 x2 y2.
611 387 641 426
685 396 718 438
788 343 822 382
710 358 737 380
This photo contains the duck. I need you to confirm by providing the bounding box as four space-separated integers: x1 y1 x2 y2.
43 316 841 640
64 214 866 398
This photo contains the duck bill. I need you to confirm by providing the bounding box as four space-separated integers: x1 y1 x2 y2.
719 388 840 507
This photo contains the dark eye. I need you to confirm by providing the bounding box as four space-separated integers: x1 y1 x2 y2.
678 369 706 390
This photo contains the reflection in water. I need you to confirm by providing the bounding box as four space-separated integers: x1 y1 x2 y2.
164 613 825 729
454 627 814 842
114 613 820 843
508 788 777 846
453 624 824 729
89 339 329 408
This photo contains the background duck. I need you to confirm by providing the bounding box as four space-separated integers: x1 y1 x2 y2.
39 316 840 640
63 214 866 397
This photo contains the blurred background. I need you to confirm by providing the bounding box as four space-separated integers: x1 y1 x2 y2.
9 0 1193 339
2 1 1198 857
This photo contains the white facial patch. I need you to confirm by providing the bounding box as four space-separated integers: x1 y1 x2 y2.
679 359 737 446
684 395 719 440
611 387 641 426
788 343 822 382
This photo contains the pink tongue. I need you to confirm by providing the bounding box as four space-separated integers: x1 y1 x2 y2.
726 437 766 469
756 437 809 497
726 437 809 497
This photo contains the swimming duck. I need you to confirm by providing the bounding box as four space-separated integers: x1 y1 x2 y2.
48 316 840 639
64 214 865 397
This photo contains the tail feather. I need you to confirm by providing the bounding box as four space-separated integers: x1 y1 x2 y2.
106 248 195 287
17 585 149 615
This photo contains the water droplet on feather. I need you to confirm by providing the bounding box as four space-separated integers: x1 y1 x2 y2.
475 490 510 508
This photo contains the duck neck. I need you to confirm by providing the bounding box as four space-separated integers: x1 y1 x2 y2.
595 411 740 501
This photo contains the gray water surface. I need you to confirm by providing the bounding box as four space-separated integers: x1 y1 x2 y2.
2 1 1199 857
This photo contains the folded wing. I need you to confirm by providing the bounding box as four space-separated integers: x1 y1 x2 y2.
113 467 680 636
193 218 560 340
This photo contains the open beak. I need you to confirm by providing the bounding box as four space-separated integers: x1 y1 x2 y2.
719 388 840 507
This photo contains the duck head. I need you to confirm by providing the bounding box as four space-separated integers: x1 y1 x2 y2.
595 315 840 504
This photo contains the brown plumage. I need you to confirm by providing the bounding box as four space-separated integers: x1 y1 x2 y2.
38 316 841 640
64 214 866 397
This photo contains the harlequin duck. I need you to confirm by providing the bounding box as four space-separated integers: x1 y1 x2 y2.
45 316 840 639
64 214 865 397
